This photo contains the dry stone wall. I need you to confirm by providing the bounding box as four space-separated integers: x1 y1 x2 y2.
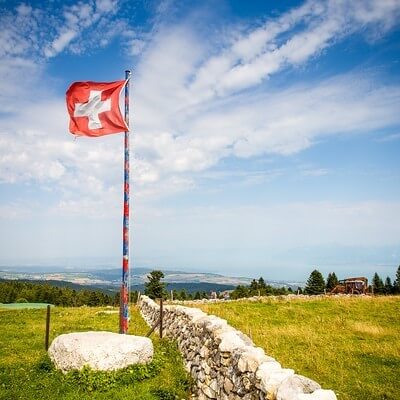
139 295 337 400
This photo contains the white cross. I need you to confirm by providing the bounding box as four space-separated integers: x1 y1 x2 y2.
74 90 111 130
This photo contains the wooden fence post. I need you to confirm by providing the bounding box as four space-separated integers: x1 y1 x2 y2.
146 298 165 338
45 305 51 350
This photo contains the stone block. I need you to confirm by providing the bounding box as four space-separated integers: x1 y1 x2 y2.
277 375 321 400
48 331 153 373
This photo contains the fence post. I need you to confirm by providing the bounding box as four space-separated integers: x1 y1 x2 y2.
159 297 163 338
45 305 51 350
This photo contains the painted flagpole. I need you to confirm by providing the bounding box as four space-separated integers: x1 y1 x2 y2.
120 70 131 334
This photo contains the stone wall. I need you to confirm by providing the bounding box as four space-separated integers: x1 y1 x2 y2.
139 295 337 400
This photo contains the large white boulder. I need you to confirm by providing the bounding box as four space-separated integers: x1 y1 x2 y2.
48 331 153 373
277 375 321 399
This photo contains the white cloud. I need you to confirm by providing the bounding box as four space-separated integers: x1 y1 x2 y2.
129 0 400 180
44 0 124 58
44 30 77 58
133 65 400 169
128 38 147 56
96 0 118 13
186 0 400 98
0 0 127 61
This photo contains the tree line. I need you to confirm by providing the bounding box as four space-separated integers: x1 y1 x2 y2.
144 266 400 301
0 280 118 306
144 271 294 300
230 277 293 299
302 265 400 295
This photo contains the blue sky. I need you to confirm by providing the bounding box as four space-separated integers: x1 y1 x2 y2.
0 0 400 281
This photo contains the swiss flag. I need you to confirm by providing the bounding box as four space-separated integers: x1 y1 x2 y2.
66 80 128 137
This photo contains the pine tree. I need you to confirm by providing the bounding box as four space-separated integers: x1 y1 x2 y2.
258 277 267 289
372 272 384 294
384 277 393 295
231 285 249 299
326 272 339 291
249 279 259 292
393 265 400 294
144 270 166 299
304 269 326 295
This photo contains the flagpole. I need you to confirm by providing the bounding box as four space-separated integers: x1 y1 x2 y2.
120 70 131 334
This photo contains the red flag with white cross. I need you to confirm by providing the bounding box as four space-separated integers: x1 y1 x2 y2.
66 80 128 137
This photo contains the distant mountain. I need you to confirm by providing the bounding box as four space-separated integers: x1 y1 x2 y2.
0 266 304 291
88 268 252 286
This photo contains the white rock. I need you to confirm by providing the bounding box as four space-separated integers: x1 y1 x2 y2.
218 330 247 352
256 361 282 379
277 375 321 400
238 347 275 373
48 331 153 373
256 364 294 398
204 316 228 331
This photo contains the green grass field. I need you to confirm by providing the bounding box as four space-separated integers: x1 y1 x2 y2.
0 305 191 400
2 297 399 400
196 295 400 400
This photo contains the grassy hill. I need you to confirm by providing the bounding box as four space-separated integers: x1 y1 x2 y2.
0 305 190 400
196 295 400 400
2 295 398 400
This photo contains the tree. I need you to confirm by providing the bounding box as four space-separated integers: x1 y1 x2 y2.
393 265 400 294
249 279 259 292
201 291 208 299
326 272 339 291
6 287 17 303
144 270 166 299
230 285 249 299
258 277 267 290
372 272 384 294
304 269 325 295
384 277 393 295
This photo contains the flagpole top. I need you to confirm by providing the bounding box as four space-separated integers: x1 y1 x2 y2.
125 70 131 78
